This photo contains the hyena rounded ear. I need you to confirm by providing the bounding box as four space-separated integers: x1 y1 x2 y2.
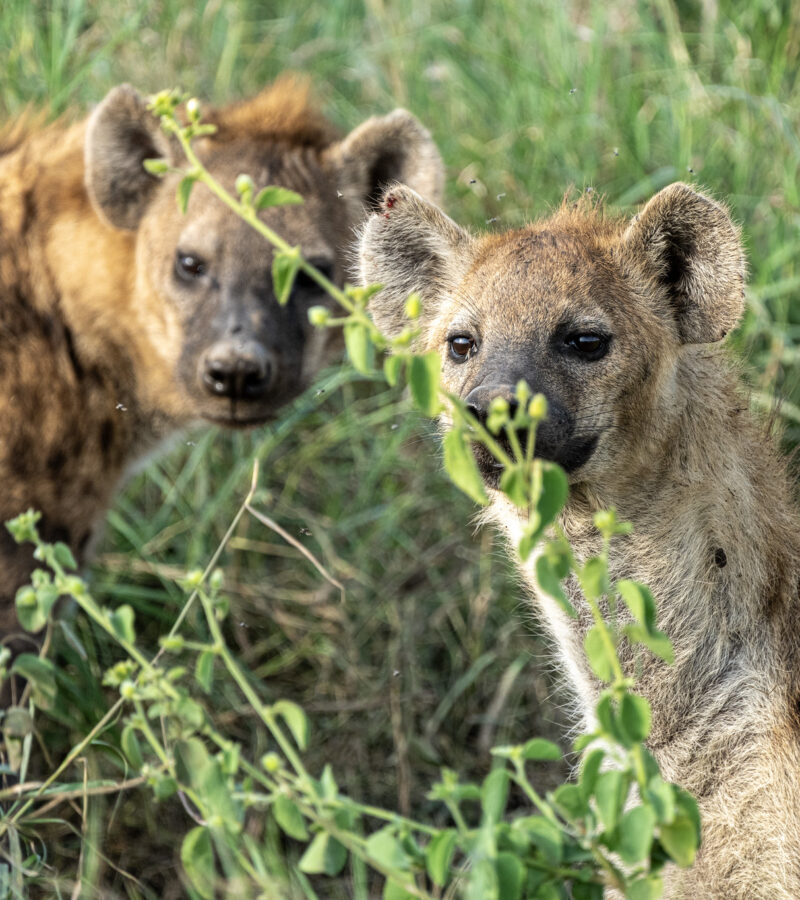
621 183 746 344
358 184 473 339
85 85 177 231
327 109 445 212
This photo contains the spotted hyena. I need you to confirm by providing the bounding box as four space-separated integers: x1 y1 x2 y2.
358 182 800 898
0 78 443 638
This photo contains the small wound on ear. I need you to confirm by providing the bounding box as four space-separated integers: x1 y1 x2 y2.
384 194 397 209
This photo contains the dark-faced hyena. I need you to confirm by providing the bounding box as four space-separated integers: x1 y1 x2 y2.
0 78 443 638
358 182 800 898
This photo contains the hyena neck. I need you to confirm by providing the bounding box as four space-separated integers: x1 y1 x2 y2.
496 352 800 742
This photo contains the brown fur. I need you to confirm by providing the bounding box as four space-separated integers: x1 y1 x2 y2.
358 183 800 898
0 81 444 641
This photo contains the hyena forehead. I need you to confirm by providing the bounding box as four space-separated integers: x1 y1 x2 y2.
453 225 625 333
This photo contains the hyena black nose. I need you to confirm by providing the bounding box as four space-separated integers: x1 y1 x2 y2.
464 384 518 425
201 339 275 400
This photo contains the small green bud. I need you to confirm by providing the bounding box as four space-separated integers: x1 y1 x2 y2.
15 586 36 608
308 305 330 327
235 173 254 200
261 752 281 773
515 379 532 408
159 634 185 652
528 393 548 421
186 98 200 122
120 680 136 701
209 568 224 593
180 569 204 593
143 158 169 176
404 293 422 320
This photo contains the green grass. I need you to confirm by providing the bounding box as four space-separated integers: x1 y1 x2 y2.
2 0 800 895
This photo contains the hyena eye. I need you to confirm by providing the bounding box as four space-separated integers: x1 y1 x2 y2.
448 335 477 362
565 333 609 359
175 251 207 281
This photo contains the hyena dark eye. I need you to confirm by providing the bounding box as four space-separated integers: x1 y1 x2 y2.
448 335 477 362
565 333 610 360
175 251 207 281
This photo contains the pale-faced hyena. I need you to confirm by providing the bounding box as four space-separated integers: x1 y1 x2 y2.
0 78 443 639
358 182 800 898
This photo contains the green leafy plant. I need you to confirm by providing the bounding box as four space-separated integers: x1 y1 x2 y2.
0 93 699 899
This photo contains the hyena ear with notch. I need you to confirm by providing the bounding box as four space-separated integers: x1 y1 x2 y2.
621 182 746 344
327 109 445 212
358 184 474 339
85 85 177 231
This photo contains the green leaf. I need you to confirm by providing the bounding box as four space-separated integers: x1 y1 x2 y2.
365 827 410 870
153 774 178 800
495 852 524 900
273 700 309 752
500 465 528 509
318 763 338 800
443 429 489 506
254 186 304 209
579 748 606 801
298 831 348 876
273 795 308 841
10 655 56 709
481 768 510 824
531 882 561 900
425 829 457 887
109 604 136 644
121 725 144 770
384 353 404 387
272 249 301 306
625 623 675 665
551 783 587 820
344 321 374 374
181 827 215 900
177 175 195 214
535 554 576 618
53 542 77 570
513 817 563 865
383 880 416 900
617 805 656 864
659 814 698 867
619 692 652 743
627 875 664 900
645 775 676 824
532 461 568 537
584 626 615 683
195 649 215 694
521 738 562 761
594 770 628 832
616 580 656 629
579 557 609 600
407 352 441 417
465 858 498 900
174 738 240 828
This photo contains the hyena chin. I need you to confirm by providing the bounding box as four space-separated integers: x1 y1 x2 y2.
358 182 800 898
0 78 444 639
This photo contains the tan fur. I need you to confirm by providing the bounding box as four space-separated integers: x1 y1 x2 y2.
358 183 800 898
0 83 444 640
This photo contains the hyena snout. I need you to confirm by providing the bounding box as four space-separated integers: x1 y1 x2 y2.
464 382 596 476
200 338 276 401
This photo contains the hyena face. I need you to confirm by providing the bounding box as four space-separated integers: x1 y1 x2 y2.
85 83 444 427
358 183 744 491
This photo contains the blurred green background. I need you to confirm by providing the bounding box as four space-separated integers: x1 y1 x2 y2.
3 0 800 896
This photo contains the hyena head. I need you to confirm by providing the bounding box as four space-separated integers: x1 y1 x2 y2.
359 183 745 491
84 80 443 427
